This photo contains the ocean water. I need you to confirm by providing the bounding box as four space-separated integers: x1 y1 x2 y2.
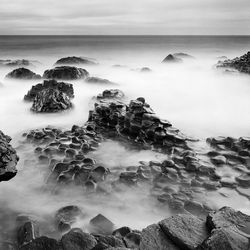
0 36 250 236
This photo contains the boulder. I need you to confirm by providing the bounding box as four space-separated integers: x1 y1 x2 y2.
89 214 114 235
5 67 41 79
162 54 182 63
24 79 74 101
61 228 97 250
55 56 97 65
93 234 125 249
43 66 89 80
124 232 141 248
85 77 116 85
140 223 179 250
216 51 250 74
96 89 124 100
0 130 19 181
31 88 72 112
159 214 209 250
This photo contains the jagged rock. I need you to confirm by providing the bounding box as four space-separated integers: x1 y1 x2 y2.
85 77 116 85
96 89 124 100
140 223 179 250
162 54 182 63
24 79 74 101
5 67 41 80
55 205 85 232
31 88 72 112
55 56 97 65
43 66 89 80
0 130 19 181
159 214 209 250
61 228 97 250
89 214 114 235
216 51 250 74
20 236 62 250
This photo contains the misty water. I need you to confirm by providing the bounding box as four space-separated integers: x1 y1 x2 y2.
0 36 250 235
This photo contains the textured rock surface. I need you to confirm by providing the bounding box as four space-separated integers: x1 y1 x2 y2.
96 89 125 100
55 56 97 65
5 67 41 79
43 66 89 80
0 130 19 181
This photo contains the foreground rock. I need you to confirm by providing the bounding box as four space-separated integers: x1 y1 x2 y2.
24 79 74 101
0 130 19 181
43 66 89 80
216 51 250 74
55 56 98 66
5 67 41 80
162 54 182 63
85 77 116 85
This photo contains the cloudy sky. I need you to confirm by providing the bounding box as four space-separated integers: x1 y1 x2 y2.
0 0 249 35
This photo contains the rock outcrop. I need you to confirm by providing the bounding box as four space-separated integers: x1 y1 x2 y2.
43 66 89 80
0 130 19 181
55 56 98 65
162 54 182 63
216 51 250 74
5 68 41 80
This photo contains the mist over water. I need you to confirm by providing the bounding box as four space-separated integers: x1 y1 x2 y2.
0 36 250 233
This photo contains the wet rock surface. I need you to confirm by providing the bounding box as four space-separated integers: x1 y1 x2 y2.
216 51 250 74
162 54 182 63
43 66 89 80
5 67 41 80
55 56 98 66
0 130 19 181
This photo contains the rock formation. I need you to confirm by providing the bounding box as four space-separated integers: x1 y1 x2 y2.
5 68 41 80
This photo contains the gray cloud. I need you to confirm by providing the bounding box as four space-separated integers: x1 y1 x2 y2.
0 0 249 35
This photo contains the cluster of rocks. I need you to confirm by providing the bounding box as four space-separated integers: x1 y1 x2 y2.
3 206 249 250
0 130 19 181
55 56 98 66
43 66 89 80
0 59 35 67
5 68 41 80
24 80 74 113
216 51 250 74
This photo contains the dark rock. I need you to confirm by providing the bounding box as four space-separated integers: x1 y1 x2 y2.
96 89 125 100
159 214 209 250
112 227 132 238
124 232 141 249
43 66 89 80
162 54 182 63
0 130 19 181
20 236 61 250
89 214 114 235
140 223 179 250
55 56 97 65
5 67 41 80
61 228 97 250
85 77 116 85
24 79 74 101
216 51 250 74
31 88 72 113
93 235 125 249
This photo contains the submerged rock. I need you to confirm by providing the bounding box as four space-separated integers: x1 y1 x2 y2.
162 54 182 63
85 77 116 85
5 67 41 80
31 88 72 112
216 51 250 74
0 130 19 181
43 66 89 80
24 79 74 101
55 56 98 65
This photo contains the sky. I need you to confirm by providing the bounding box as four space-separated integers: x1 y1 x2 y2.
0 0 249 35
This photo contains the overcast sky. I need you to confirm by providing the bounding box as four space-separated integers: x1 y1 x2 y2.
0 0 249 35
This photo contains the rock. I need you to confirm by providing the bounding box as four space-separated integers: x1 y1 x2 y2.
43 66 89 80
96 89 124 100
198 227 249 250
140 67 152 72
216 51 250 74
20 236 62 250
173 53 194 59
206 206 250 235
112 227 132 238
61 228 97 250
31 88 72 113
55 205 84 232
124 232 141 249
85 77 116 85
0 59 36 67
159 214 209 250
24 79 74 101
162 54 182 63
5 67 41 79
93 235 125 249
89 214 114 235
55 56 97 65
235 173 250 187
210 155 227 165
140 223 179 250
0 130 19 181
